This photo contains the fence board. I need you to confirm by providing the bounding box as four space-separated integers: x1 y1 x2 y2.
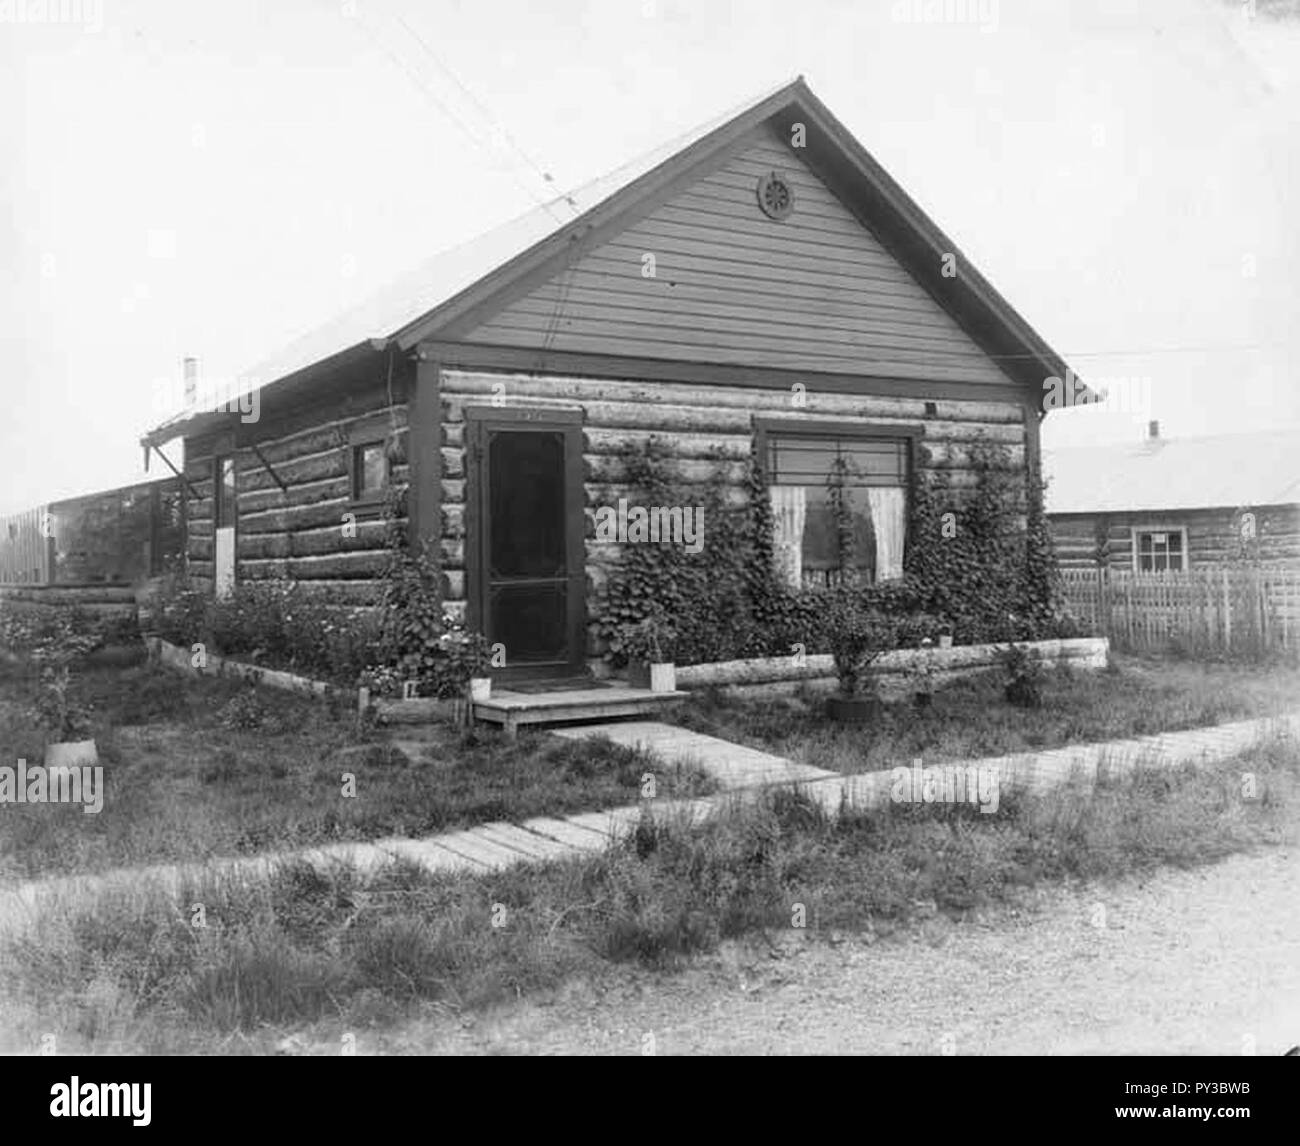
1061 564 1299 656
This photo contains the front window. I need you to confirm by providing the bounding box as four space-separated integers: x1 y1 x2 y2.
766 431 909 588
1134 527 1186 573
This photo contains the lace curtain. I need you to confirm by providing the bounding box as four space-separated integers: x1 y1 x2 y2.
768 483 904 587
866 487 906 581
768 485 806 589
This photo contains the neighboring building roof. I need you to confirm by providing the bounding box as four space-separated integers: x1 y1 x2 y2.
1045 428 1300 515
144 75 1081 447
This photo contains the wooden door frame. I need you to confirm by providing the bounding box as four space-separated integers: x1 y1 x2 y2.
465 406 586 678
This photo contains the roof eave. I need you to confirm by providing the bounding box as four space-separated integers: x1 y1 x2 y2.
140 338 391 447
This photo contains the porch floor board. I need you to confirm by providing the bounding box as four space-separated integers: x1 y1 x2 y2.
473 687 686 737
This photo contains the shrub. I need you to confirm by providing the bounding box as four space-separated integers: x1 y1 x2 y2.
998 643 1044 708
826 591 897 697
365 491 491 698
146 576 380 687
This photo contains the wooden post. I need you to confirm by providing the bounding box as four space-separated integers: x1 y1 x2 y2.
1221 566 1231 651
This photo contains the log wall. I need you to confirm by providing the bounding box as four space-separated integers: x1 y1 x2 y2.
183 370 412 604
1050 505 1300 572
438 368 1030 652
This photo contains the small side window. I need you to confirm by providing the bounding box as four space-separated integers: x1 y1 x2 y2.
215 456 236 528
352 442 388 501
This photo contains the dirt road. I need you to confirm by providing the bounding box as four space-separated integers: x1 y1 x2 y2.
358 845 1300 1055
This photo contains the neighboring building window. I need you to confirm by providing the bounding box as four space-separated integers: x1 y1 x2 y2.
215 456 236 528
764 429 911 588
1133 526 1187 573
352 442 389 501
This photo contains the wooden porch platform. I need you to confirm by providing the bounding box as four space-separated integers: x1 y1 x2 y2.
473 686 687 739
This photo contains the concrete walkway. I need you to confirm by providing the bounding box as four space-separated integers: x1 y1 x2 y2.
2 711 1296 932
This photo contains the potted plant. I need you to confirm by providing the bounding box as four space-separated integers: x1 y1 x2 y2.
997 642 1043 709
27 610 99 764
33 657 98 768
937 620 954 650
443 621 492 702
621 614 677 692
825 591 895 723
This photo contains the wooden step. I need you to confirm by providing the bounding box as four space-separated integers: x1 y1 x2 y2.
473 687 686 739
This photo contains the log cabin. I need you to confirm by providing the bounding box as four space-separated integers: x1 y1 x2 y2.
1045 422 1300 571
140 77 1082 680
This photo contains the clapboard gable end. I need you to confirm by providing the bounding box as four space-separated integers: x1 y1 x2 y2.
450 122 1015 387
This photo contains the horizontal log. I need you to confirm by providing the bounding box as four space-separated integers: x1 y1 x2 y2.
237 519 390 560
281 579 384 606
0 585 137 604
238 448 348 494
236 425 347 469
586 483 749 509
441 479 465 504
240 550 390 580
440 370 1025 424
920 442 1026 469
673 638 1110 687
240 497 353 535
441 447 464 478
439 393 1025 446
585 456 748 485
239 476 350 515
583 427 751 460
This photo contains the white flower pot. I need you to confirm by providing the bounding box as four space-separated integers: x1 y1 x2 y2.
648 663 676 693
938 635 953 650
469 677 492 702
44 739 98 768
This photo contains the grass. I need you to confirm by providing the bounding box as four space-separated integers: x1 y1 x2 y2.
671 655 1300 775
1 730 1295 1054
0 649 716 883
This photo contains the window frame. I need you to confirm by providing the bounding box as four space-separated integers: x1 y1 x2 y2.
1130 524 1189 574
752 417 923 585
347 414 398 510
214 454 237 530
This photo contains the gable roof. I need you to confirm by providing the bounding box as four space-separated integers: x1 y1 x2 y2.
1044 428 1300 515
144 76 1079 447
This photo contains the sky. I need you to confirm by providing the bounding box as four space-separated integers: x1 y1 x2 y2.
2 0 1298 514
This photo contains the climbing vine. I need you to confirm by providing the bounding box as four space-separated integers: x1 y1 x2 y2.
595 433 1078 666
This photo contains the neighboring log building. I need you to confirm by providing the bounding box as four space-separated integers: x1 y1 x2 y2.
142 78 1082 678
1045 424 1300 571
0 478 184 586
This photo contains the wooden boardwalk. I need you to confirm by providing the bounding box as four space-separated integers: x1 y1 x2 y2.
2 711 1296 934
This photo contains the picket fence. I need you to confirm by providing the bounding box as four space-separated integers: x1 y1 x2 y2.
1060 564 1300 655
